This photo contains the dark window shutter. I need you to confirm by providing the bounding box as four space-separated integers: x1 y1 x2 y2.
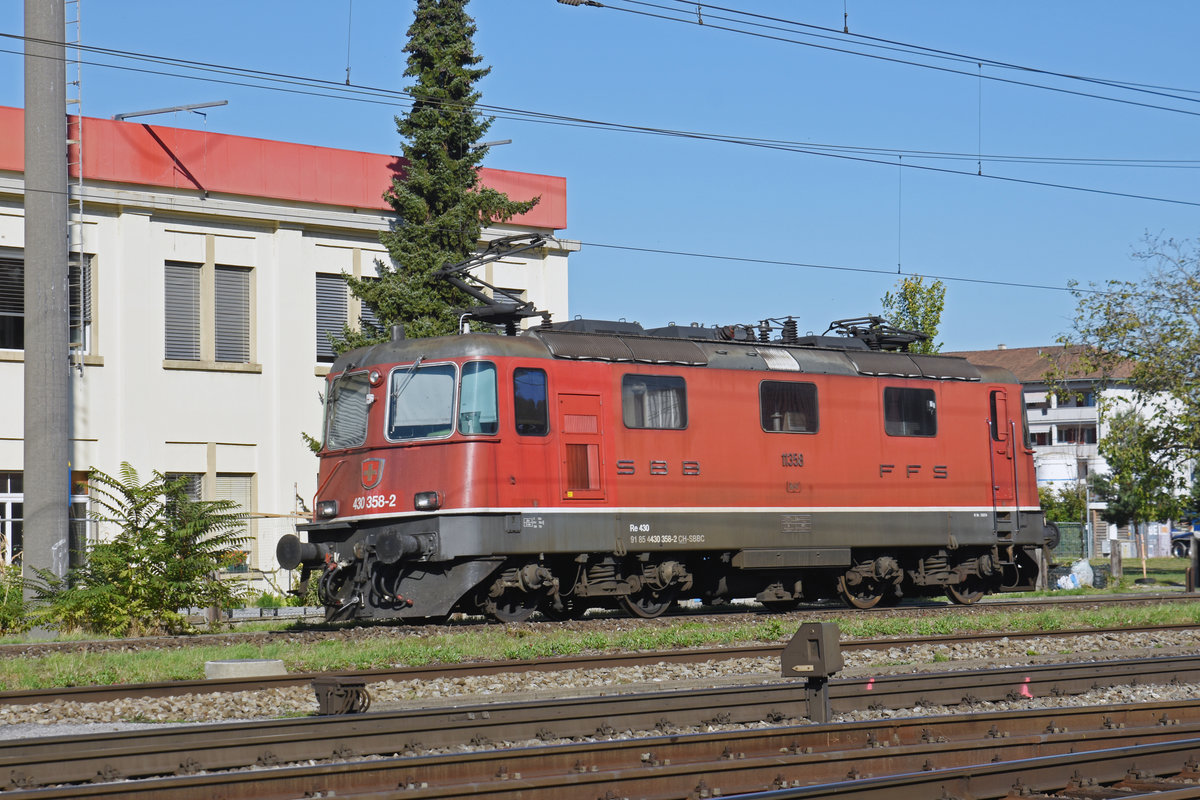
69 255 92 351
0 256 23 351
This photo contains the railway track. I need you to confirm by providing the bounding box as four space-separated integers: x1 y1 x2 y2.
5 653 1200 796
2 620 1196 708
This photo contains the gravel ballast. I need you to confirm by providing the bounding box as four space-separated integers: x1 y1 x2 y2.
3 628 1198 739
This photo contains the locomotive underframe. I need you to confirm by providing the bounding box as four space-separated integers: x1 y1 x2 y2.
299 507 1045 621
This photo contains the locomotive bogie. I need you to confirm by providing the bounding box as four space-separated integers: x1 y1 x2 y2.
291 324 1047 622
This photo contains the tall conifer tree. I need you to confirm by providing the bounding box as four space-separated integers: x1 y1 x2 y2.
343 0 537 343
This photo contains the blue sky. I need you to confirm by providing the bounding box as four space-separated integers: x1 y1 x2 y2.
3 1 1197 350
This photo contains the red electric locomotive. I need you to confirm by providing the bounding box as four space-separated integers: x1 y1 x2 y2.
278 239 1053 623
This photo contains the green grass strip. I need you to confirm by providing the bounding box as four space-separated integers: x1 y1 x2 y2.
1 601 1199 691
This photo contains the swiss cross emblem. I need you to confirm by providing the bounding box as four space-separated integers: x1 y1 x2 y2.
361 458 384 490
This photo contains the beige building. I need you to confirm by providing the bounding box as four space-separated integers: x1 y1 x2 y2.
0 106 574 587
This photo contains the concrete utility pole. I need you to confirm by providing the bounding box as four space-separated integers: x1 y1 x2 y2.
23 0 71 593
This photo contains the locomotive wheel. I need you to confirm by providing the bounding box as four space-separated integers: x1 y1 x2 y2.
837 575 888 610
946 578 986 605
622 588 677 619
483 589 540 623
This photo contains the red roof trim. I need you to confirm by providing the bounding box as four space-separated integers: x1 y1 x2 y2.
0 106 566 230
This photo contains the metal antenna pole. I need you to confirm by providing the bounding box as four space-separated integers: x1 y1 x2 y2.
23 0 72 595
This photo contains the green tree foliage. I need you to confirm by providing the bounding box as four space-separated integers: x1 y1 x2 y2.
0 564 29 634
1064 234 1200 471
29 464 249 636
1091 410 1183 529
880 275 946 353
1038 483 1089 524
342 0 538 344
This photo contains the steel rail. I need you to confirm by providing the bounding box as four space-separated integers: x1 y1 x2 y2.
13 700 1200 798
738 738 1200 800
2 620 1196 708
6 654 1200 791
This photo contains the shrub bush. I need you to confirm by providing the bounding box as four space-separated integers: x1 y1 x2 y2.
29 464 249 636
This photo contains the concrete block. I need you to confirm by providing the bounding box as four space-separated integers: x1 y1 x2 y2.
204 658 287 680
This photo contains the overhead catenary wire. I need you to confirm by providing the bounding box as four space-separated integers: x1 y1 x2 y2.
2 33 1199 163
3 40 1199 213
603 0 1200 112
7 177 1125 299
0 25 1176 303
650 0 1200 99
8 27 1200 150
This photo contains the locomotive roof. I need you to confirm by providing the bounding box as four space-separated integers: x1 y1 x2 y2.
332 323 1019 385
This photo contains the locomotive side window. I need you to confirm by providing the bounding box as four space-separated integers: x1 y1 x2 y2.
324 371 371 450
883 387 937 437
459 362 498 435
387 363 456 440
989 390 1006 442
513 367 549 436
622 375 687 430
760 381 818 433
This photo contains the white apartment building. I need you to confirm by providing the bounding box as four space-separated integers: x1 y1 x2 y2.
945 344 1165 556
0 106 574 587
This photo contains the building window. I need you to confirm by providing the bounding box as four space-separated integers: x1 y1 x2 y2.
167 472 253 570
513 367 549 436
0 471 90 567
760 381 818 433
165 261 253 364
1031 431 1051 446
1057 425 1098 445
883 387 937 437
1 252 94 353
214 474 252 572
215 266 250 363
1055 390 1097 408
622 375 687 430
0 472 23 565
164 262 200 360
315 273 380 363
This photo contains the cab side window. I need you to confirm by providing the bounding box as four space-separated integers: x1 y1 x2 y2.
513 367 549 436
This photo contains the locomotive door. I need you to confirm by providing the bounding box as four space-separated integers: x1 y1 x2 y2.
988 389 1019 528
558 393 606 501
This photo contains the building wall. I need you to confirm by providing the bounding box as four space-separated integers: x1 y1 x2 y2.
0 109 574 588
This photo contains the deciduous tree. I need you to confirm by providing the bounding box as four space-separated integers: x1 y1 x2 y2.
880 275 946 353
1091 409 1183 530
1038 483 1088 524
1064 234 1200 472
